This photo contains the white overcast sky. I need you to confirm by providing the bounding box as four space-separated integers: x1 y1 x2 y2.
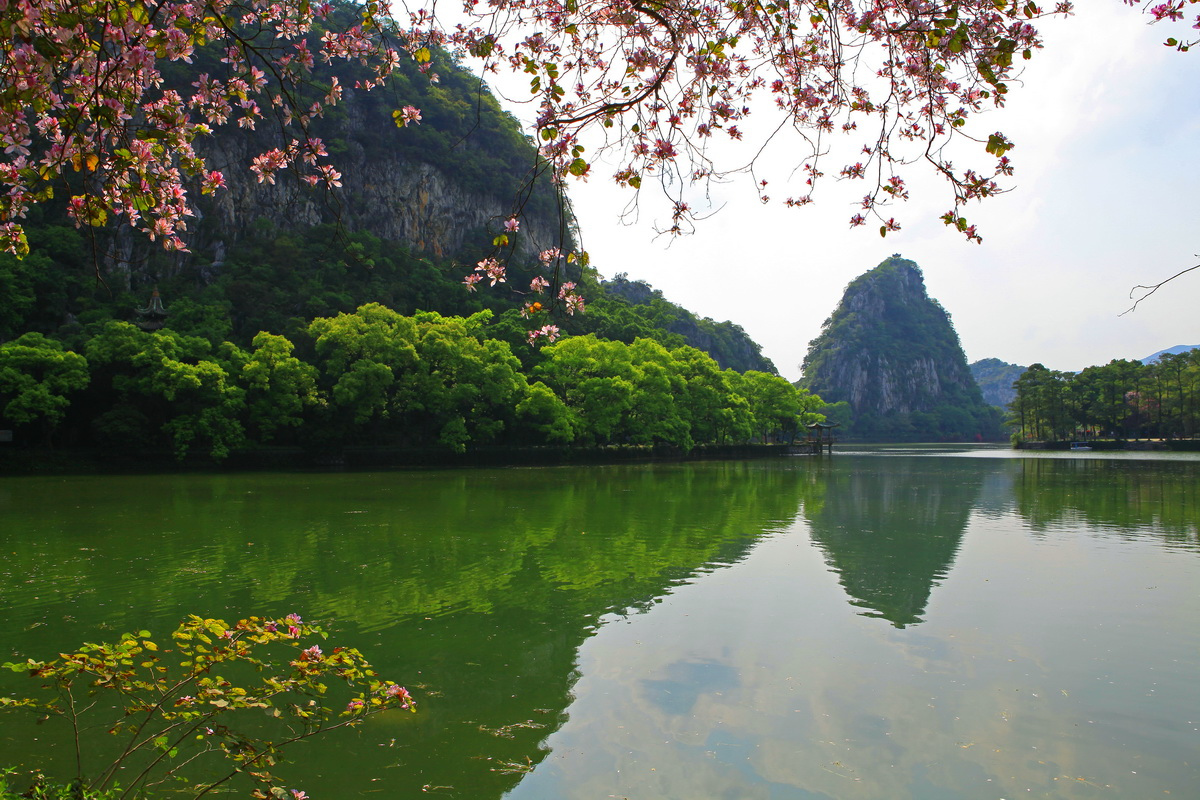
479 4 1199 381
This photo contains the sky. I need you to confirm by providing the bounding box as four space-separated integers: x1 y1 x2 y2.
481 4 1200 382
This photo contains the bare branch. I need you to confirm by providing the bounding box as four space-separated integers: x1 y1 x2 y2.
1121 260 1200 316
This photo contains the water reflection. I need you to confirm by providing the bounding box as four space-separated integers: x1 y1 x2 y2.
0 462 810 797
504 452 1200 800
1012 457 1200 545
2 454 1198 799
802 456 989 627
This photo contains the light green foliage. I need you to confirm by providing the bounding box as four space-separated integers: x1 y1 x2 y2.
535 335 637 445
626 339 691 448
3 302 825 457
403 310 527 452
535 335 819 449
234 333 320 440
514 381 576 443
666 346 739 445
0 333 89 430
1 615 414 800
307 303 419 425
597 276 777 373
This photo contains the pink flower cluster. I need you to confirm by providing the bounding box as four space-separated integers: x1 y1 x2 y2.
527 325 561 345
0 0 420 257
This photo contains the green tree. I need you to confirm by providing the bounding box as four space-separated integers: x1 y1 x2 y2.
0 333 89 441
401 310 529 452
227 332 320 442
84 322 244 459
534 335 637 446
306 303 419 434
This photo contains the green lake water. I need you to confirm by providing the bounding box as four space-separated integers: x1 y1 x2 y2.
1 446 1198 798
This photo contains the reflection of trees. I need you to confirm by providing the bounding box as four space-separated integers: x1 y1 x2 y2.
803 457 989 627
0 462 811 798
1014 459 1200 546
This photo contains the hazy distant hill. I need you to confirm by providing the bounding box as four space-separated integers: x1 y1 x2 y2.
801 255 1004 440
1141 345 1200 364
970 358 1026 408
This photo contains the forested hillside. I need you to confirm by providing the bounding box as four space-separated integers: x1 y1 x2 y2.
0 306 822 460
0 34 812 460
0 37 772 379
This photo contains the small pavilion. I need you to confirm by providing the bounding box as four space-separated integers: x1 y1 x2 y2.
135 289 168 331
803 422 839 454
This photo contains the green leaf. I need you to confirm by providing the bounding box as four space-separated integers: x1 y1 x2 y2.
985 133 1012 157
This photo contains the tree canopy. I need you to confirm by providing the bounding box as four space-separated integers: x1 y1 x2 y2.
0 0 1192 266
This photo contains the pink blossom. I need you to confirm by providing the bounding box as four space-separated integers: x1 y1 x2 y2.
529 276 550 294
318 165 342 187
652 139 676 160
384 684 413 708
504 217 520 232
463 273 482 291
527 325 562 345
201 171 225 194
400 105 422 125
474 257 506 285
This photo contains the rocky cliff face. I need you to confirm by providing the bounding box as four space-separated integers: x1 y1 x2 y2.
801 256 998 438
99 62 565 288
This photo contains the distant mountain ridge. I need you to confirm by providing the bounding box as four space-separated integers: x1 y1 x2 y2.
1141 345 1200 364
801 255 1003 440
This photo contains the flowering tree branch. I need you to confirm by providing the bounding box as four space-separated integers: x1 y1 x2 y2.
0 0 1193 267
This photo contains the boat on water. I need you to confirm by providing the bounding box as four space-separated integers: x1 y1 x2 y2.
1069 442 1092 451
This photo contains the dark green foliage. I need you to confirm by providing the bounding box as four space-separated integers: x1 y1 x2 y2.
1009 350 1200 442
800 255 1003 441
600 274 777 373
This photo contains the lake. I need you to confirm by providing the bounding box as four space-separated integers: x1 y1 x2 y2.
1 445 1198 798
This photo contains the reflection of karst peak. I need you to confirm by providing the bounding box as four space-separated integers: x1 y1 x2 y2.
804 457 992 627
